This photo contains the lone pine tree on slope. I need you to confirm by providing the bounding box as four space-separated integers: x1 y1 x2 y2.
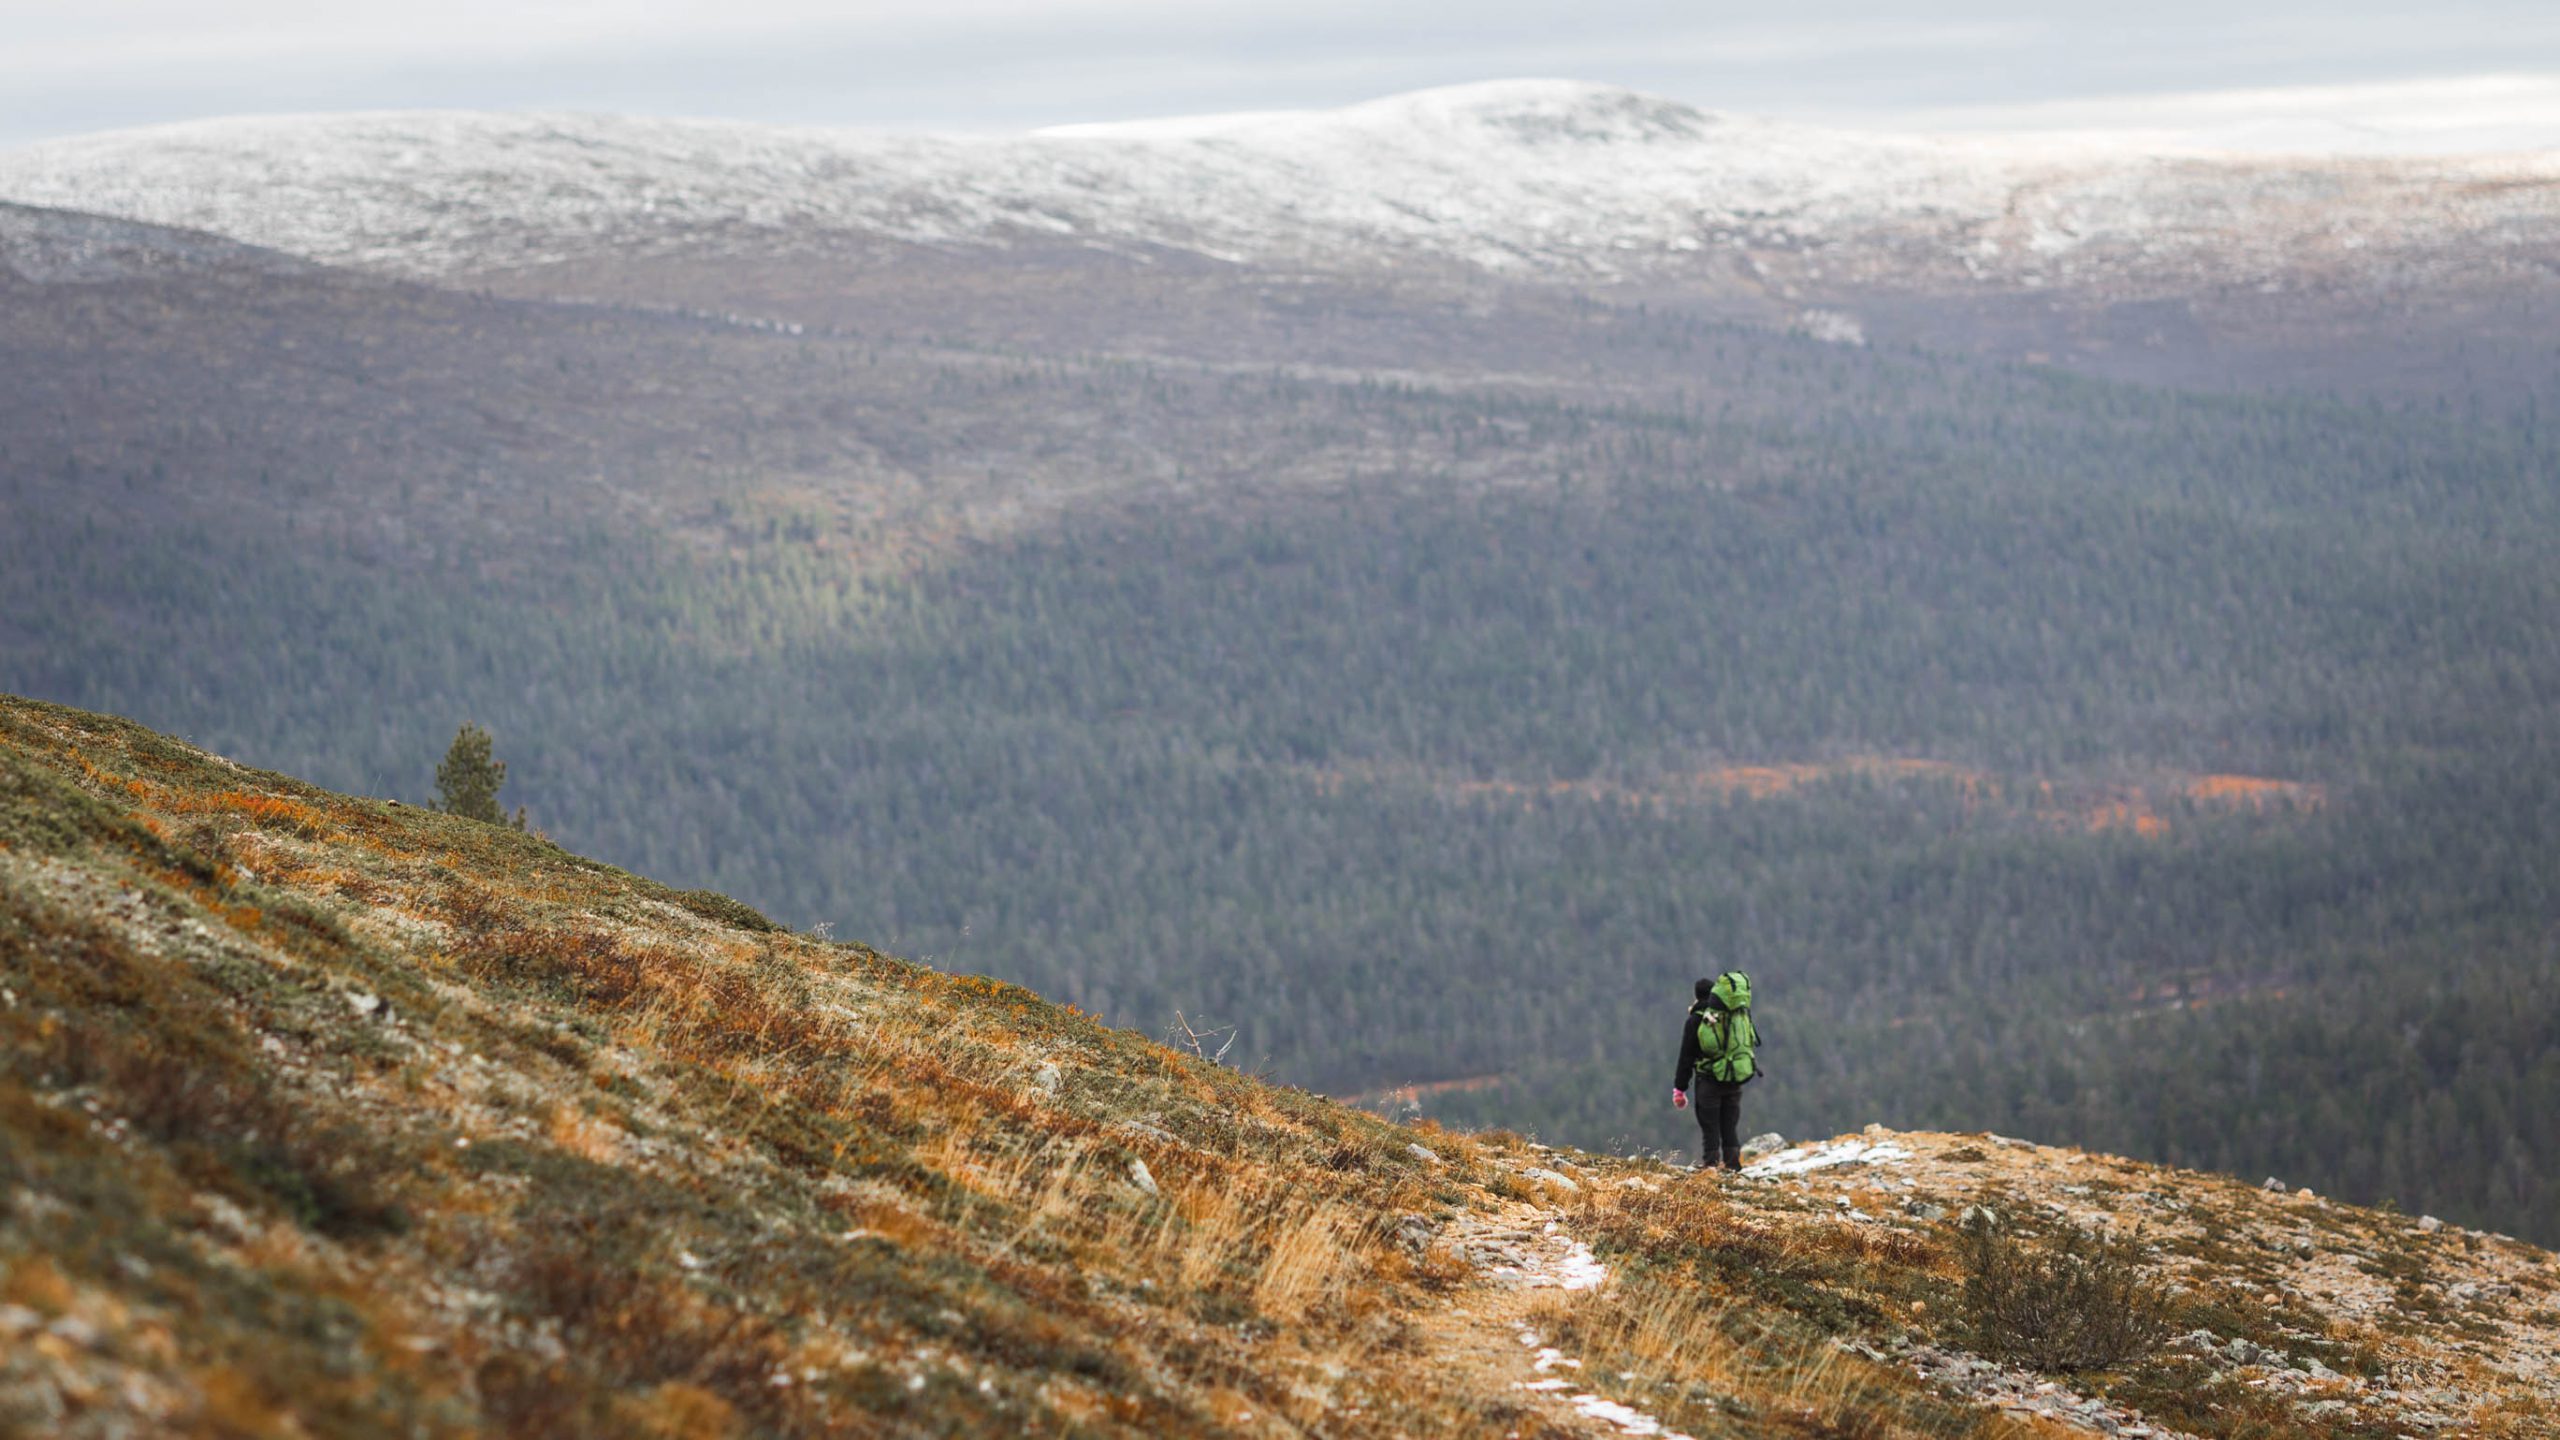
434 723 527 829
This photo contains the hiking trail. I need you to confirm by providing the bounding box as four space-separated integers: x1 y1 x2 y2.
1422 1169 1702 1439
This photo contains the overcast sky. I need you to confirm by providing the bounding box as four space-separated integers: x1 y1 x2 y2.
8 0 2560 151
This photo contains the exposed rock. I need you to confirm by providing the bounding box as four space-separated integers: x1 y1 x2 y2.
1390 1214 1437 1253
1898 1342 2172 1438
1112 1119 1179 1148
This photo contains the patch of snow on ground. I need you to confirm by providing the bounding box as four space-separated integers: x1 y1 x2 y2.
1475 1205 1698 1438
1744 1138 1913 1178
1509 1379 1698 1439
1567 1391 1693 1438
1550 1239 1609 1292
1796 308 1867 345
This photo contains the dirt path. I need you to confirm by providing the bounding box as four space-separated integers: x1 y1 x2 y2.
1416 1194 1701 1440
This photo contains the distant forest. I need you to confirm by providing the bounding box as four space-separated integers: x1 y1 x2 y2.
7 298 2557 1241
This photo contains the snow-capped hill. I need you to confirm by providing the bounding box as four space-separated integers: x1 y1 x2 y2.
0 84 1991 279
1034 79 2047 270
0 110 1017 275
0 80 2553 293
1043 77 1731 148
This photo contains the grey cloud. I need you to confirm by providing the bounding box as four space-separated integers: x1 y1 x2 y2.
3 0 2557 144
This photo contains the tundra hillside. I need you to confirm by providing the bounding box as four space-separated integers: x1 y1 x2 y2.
4 693 2557 1439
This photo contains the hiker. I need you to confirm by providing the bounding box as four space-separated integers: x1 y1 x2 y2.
1672 971 1761 1171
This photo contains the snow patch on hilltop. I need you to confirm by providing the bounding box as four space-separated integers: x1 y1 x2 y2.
0 79 2553 289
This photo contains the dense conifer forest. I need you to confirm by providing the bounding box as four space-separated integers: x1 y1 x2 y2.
6 294 2556 1240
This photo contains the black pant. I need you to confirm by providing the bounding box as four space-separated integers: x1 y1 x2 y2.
1695 1084 1744 1170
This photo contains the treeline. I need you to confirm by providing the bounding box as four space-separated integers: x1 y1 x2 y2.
5 315 2557 1239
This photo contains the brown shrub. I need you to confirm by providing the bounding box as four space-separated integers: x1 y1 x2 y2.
1794 1220 1949 1273
476 1352 603 1438
49 1015 408 1239
1959 1216 2170 1373
613 1382 742 1440
505 1228 785 1413
1409 1243 1475 1292
457 926 655 1008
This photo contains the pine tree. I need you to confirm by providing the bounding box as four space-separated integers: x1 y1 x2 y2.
434 723 525 828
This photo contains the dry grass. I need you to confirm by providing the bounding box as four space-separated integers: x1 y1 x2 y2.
546 1102 627 1164
1530 1267 1977 1440
1565 1275 1739 1381
1252 1202 1377 1322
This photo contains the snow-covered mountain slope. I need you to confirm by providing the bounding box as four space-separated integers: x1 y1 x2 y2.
4 80 2555 294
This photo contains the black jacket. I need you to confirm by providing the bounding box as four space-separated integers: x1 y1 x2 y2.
1674 1003 1767 1091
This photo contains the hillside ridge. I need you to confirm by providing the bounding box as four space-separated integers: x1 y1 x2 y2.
4 80 2554 295
3 692 2555 1438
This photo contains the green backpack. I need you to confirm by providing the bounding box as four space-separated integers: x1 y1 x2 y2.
1698 970 1759 1084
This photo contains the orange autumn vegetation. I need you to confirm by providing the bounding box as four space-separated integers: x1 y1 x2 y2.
1295 755 2322 840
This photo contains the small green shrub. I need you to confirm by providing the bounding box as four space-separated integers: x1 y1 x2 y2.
674 888 780 934
1959 1215 2170 1372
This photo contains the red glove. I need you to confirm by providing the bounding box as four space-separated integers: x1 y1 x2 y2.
1671 1088 1688 1110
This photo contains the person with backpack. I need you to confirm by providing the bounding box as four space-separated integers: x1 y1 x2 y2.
1672 971 1761 1172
